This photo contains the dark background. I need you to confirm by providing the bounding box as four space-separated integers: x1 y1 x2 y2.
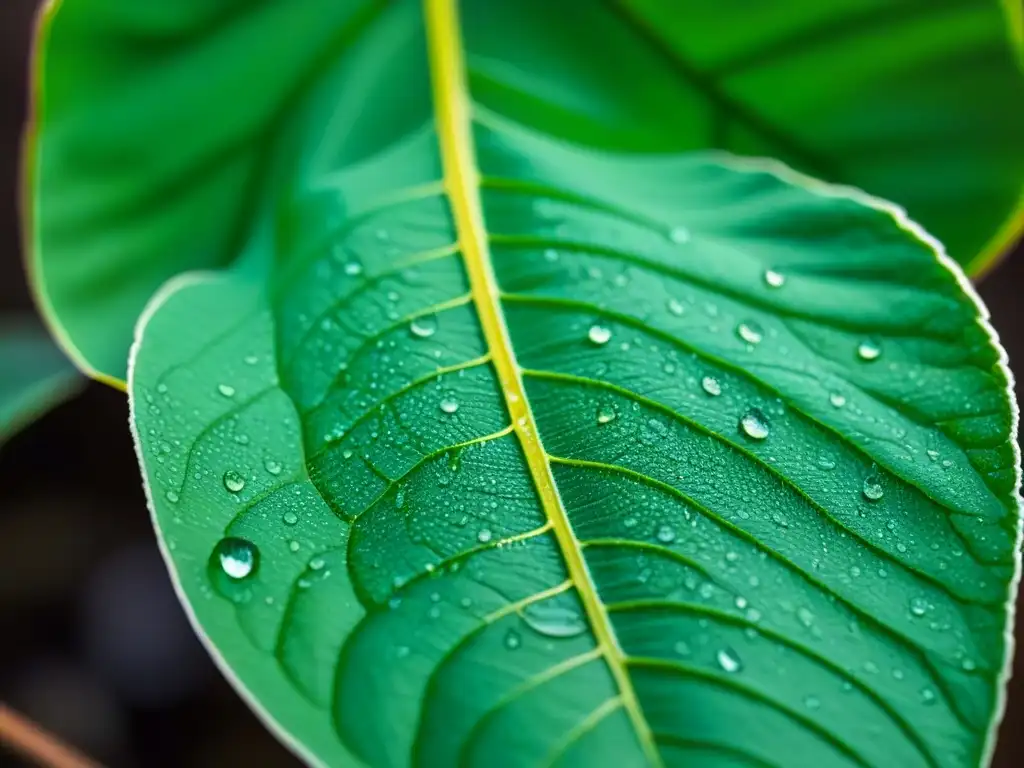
1 2 1023 766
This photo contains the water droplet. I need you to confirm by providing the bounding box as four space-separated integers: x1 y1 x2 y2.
716 647 742 673
596 405 617 425
668 226 691 244
543 248 559 262
862 474 884 502
588 324 612 345
816 456 836 471
736 321 764 345
264 458 282 476
804 695 821 710
739 408 770 440
504 629 522 650
666 298 685 316
909 597 929 617
920 687 936 705
477 528 493 544
214 538 258 580
829 393 847 408
522 601 587 638
656 524 676 544
764 269 786 288
288 540 300 553
440 398 459 415
701 376 722 396
410 315 438 339
165 490 179 504
961 658 977 672
797 607 815 628
673 640 691 656
309 557 325 571
344 260 363 276
283 511 298 526
222 470 246 493
857 339 881 361
217 384 236 398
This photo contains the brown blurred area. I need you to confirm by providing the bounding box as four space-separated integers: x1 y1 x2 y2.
1 2 1023 767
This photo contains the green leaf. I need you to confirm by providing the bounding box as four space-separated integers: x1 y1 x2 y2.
29 0 1024 384
129 3 1020 766
0 319 80 444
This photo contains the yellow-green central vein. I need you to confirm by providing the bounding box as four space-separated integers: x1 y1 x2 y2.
423 0 660 763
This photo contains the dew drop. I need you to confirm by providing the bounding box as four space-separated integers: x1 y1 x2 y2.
288 540 300 553
344 260 363 276
857 339 882 362
763 269 786 288
804 695 821 710
596 405 617 425
920 687 937 705
439 398 459 415
504 629 522 650
701 376 722 396
264 458 282 476
909 597 929 617
829 393 847 408
588 324 612 345
673 640 691 656
666 298 685 316
862 474 884 502
816 456 836 471
736 321 764 345
716 647 742 673
656 524 676 544
477 528 493 544
222 470 246 494
668 226 691 244
165 490 179 504
739 408 770 440
214 538 258 580
217 383 236 398
410 314 438 339
283 511 298 526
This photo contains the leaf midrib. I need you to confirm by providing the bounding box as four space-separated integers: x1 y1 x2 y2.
423 0 661 763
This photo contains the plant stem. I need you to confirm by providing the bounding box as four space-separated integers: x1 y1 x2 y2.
0 703 100 768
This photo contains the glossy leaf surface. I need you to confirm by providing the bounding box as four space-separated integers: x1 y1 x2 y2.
30 0 1024 382
0 320 79 444
129 3 1020 766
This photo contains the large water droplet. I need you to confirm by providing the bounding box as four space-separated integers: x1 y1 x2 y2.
596 404 617 425
736 321 763 345
410 314 438 339
214 537 258 580
857 339 881 361
701 376 721 396
739 408 770 440
223 470 246 493
763 269 786 288
716 647 742 673
588 324 612 345
862 474 884 502
522 601 587 638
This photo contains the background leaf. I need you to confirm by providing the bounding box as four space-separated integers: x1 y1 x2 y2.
129 3 1020 765
29 0 1024 383
0 318 79 444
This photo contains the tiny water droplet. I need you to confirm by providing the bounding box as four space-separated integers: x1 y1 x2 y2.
804 695 821 710
440 398 459 415
668 226 691 244
816 456 836 470
736 321 764 345
764 269 786 288
656 524 676 544
223 470 246 493
214 538 258 580
857 339 881 361
829 393 847 408
588 324 612 345
283 511 298 526
543 248 559 262
217 384 236 398
596 404 617 425
920 687 936 705
165 490 179 504
910 596 929 617
504 629 522 650
477 528 493 543
716 647 742 673
264 458 282 476
701 376 721 396
288 540 300 553
739 408 770 440
673 640 691 656
666 298 685 316
410 314 438 339
344 260 363 276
